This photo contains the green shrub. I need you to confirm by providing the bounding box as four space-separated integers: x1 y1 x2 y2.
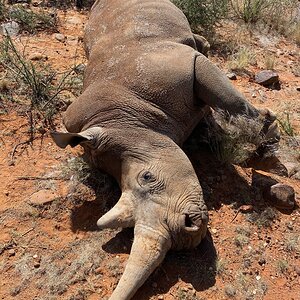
230 0 299 35
0 36 82 126
172 0 229 32
9 5 58 33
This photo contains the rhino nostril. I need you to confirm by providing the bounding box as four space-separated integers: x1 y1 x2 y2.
184 214 193 227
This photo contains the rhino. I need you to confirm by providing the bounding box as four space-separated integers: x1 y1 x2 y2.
52 0 278 299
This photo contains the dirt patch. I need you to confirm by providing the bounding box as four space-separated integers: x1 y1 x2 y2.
0 5 300 300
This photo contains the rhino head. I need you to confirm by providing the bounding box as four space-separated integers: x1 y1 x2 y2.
52 127 208 300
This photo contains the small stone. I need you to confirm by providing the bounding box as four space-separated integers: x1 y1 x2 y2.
34 262 40 268
287 223 293 230
28 190 59 206
258 258 266 266
66 16 82 25
255 70 279 86
4 191 9 196
211 228 217 234
239 205 254 213
0 79 10 92
54 33 66 42
158 296 164 300
295 266 300 276
227 72 237 80
28 53 47 61
264 183 295 210
74 63 86 74
296 87 300 92
1 21 20 36
8 249 15 256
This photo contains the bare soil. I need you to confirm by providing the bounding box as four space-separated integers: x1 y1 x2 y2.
0 7 299 300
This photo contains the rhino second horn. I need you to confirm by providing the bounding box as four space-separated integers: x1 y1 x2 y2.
97 197 135 229
108 226 171 300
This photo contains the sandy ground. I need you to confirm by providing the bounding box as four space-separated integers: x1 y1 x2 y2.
0 6 300 300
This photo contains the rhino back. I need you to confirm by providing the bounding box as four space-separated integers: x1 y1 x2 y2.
65 0 206 143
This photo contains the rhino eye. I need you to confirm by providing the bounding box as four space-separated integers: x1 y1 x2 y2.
142 171 153 181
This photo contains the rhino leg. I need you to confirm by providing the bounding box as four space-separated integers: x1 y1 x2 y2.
194 54 280 144
194 54 259 118
193 34 210 57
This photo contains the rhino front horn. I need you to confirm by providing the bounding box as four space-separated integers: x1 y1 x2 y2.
108 226 171 300
97 194 135 229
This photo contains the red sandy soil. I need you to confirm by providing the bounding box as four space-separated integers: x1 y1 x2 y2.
0 6 299 300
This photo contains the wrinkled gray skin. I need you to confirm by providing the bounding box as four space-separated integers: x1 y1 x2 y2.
51 1 278 299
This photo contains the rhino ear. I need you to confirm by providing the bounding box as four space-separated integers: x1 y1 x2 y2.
51 127 102 149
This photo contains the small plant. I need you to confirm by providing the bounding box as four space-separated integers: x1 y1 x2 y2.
230 0 268 23
277 112 294 136
291 23 300 45
9 5 58 33
265 54 276 70
204 111 264 164
172 0 229 33
224 285 236 298
215 258 227 275
284 235 299 252
0 36 83 127
235 234 249 248
228 46 256 70
277 259 289 273
248 207 277 228
43 0 94 9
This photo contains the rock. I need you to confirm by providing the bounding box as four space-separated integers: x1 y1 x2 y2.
255 70 279 86
258 257 266 266
239 205 254 213
1 21 20 36
295 266 300 276
74 63 86 74
0 79 10 92
28 53 47 61
28 190 59 206
8 249 16 256
264 183 295 210
66 16 82 25
296 87 300 92
34 262 40 268
54 33 66 42
158 296 164 300
227 72 237 80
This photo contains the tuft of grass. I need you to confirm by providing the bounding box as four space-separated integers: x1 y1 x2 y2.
176 287 201 300
0 35 83 128
277 259 289 273
247 207 277 228
228 46 256 70
224 285 236 298
8 5 58 33
265 54 276 70
230 0 269 24
204 111 264 164
172 0 229 33
230 0 299 33
215 258 227 275
277 113 295 136
284 235 299 252
43 0 95 9
291 23 300 46
234 226 251 248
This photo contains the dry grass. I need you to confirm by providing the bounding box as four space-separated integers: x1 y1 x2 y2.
228 46 256 70
204 111 265 164
12 233 105 298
